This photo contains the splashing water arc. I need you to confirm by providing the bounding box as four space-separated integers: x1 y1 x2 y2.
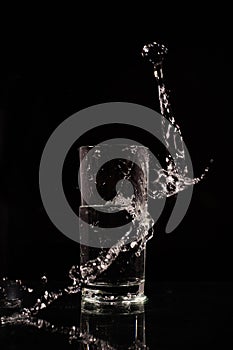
0 42 210 348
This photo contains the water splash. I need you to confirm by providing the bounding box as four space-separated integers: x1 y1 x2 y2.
142 41 212 200
0 314 117 348
1 41 210 348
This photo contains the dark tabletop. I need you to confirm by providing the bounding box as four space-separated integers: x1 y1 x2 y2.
0 281 232 349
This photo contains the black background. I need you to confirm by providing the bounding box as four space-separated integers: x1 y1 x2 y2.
0 13 232 285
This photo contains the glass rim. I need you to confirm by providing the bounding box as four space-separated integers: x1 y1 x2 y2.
79 144 149 150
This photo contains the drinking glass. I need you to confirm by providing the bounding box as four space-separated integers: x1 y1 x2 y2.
79 144 149 304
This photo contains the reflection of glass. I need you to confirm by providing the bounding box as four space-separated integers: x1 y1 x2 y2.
79 145 149 304
80 302 146 349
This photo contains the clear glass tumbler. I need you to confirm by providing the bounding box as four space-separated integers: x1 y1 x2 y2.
79 144 149 304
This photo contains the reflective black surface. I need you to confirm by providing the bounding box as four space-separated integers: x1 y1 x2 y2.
0 282 232 349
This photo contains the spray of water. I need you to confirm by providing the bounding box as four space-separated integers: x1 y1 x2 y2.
142 41 212 200
1 42 210 348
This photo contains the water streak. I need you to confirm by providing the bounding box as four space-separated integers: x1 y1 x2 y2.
1 42 210 348
142 41 212 200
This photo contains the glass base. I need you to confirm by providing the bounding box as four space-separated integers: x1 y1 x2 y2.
81 282 147 305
